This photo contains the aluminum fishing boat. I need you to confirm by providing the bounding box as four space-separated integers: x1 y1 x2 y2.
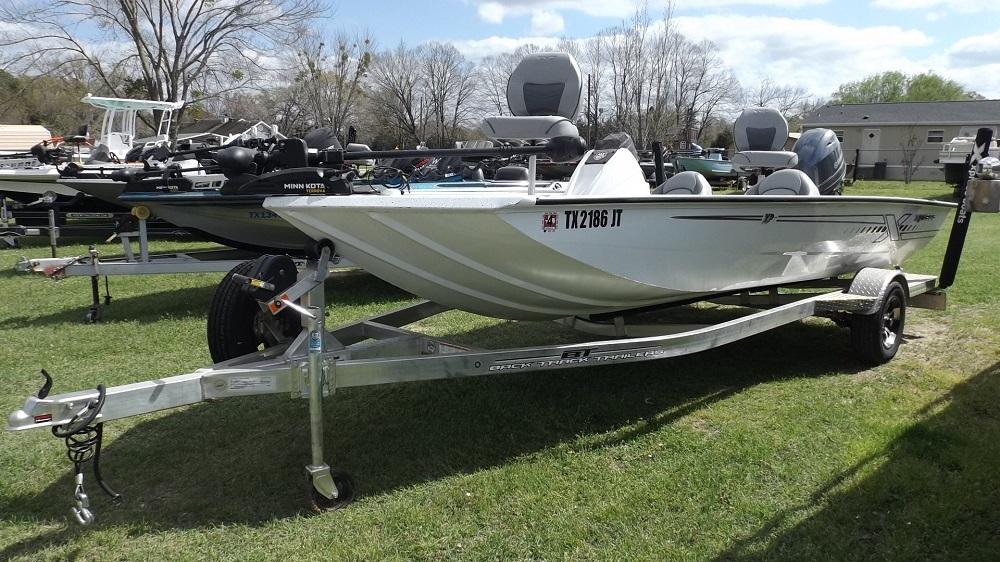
266 128 953 320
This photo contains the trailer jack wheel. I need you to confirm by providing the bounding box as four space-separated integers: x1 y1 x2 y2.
851 280 906 365
306 469 354 512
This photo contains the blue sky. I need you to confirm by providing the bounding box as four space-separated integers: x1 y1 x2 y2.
334 0 1000 98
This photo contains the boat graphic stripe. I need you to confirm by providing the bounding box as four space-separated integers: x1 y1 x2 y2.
672 215 885 225
672 215 764 221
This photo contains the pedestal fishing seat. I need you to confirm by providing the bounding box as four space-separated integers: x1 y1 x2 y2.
731 108 798 171
480 52 582 143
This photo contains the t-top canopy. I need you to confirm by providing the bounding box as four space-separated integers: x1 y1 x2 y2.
81 95 184 112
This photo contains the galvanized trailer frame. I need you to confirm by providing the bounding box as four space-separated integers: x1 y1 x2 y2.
12 215 352 322
6 243 943 519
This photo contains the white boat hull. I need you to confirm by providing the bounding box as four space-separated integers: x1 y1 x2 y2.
0 167 77 198
266 193 953 320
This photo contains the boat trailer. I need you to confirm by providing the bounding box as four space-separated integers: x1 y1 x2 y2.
7 163 1000 526
4 243 946 522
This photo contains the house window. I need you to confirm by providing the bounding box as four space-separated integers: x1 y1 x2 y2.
832 130 845 142
927 130 945 143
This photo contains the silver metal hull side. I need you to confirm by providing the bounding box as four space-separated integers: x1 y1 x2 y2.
268 195 950 320
0 168 78 197
139 201 312 251
59 179 126 207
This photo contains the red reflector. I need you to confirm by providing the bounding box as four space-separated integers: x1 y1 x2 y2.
33 414 53 423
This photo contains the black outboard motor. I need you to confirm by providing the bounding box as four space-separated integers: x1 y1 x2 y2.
793 128 846 195
30 142 54 165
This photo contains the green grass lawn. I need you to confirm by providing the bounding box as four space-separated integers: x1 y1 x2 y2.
1 180 998 561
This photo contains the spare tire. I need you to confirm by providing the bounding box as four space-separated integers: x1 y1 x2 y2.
207 255 300 362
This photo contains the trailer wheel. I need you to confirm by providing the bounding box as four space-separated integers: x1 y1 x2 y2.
851 280 906 365
207 256 299 363
307 471 354 512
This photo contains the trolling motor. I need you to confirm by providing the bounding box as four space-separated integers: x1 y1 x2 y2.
35 370 120 524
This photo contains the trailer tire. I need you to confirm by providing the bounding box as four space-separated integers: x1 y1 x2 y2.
307 471 354 512
851 280 906 365
207 257 299 363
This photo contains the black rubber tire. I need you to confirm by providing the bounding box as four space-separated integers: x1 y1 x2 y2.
851 280 907 365
207 259 258 363
206 256 300 362
307 471 354 513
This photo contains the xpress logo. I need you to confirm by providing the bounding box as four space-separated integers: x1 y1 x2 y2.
586 149 615 164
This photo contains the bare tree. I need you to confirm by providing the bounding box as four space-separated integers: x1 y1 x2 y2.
581 34 606 143
368 42 430 146
420 42 477 147
744 77 812 118
292 30 374 140
900 127 925 184
1 0 323 125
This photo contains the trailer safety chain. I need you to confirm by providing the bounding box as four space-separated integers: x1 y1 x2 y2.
38 372 120 525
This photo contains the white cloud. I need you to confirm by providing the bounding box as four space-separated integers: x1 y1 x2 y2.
530 10 565 35
472 0 828 24
442 16 1000 99
947 28 1000 68
870 0 982 12
477 2 506 24
674 15 934 98
446 35 562 59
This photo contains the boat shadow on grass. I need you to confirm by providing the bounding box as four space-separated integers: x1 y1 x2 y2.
715 359 1000 560
0 271 403 329
0 317 871 558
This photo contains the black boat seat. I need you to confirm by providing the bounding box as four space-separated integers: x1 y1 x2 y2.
732 108 797 171
653 171 712 195
754 169 820 196
480 52 582 141
60 124 90 145
494 166 531 182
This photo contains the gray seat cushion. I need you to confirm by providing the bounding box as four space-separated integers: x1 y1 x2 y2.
653 171 712 195
755 169 820 196
732 150 798 171
481 116 579 142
